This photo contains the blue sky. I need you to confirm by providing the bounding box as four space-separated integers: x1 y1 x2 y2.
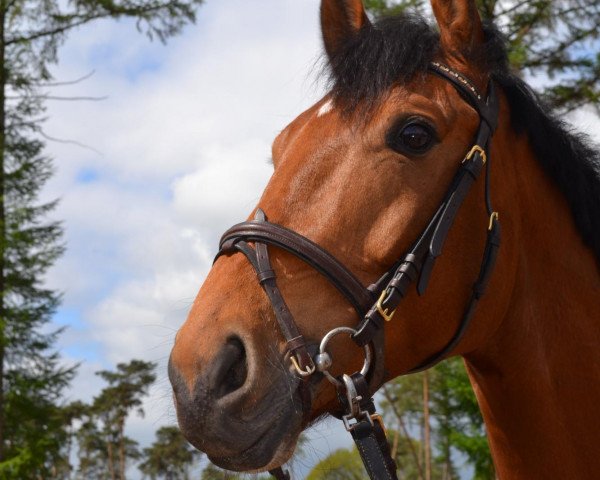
41 0 600 477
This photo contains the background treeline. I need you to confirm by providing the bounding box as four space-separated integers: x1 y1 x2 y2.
0 355 493 479
1 0 598 479
307 359 493 480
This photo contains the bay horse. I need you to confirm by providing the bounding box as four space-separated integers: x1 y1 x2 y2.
169 0 600 478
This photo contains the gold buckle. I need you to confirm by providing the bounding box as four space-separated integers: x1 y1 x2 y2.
463 145 487 165
376 290 396 322
290 355 316 377
488 211 499 231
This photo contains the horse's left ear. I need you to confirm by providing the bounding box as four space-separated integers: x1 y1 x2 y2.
431 0 485 65
320 0 371 60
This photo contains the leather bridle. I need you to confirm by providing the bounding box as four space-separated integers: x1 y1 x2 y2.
215 62 501 480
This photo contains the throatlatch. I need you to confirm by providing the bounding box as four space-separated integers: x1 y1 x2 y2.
217 62 500 480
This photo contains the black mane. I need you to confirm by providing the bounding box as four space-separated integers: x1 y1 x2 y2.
326 14 600 265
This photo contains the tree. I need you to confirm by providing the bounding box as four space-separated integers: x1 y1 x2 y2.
431 359 495 480
139 426 201 480
306 448 367 480
200 463 270 480
379 358 493 480
74 404 142 480
380 373 429 479
0 109 74 477
93 360 157 480
364 0 600 113
75 407 112 479
0 0 203 475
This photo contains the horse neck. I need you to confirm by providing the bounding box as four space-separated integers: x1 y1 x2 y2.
465 115 600 478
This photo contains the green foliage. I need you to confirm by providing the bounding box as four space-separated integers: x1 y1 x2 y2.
306 448 367 480
432 360 495 479
200 463 270 479
377 358 494 479
92 360 157 479
0 0 203 475
139 426 201 480
0 370 75 478
365 0 600 113
75 406 112 479
0 4 75 469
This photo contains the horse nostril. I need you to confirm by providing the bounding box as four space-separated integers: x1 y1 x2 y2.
207 337 248 399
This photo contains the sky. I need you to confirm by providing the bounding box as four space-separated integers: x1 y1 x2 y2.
41 0 600 477
43 0 353 476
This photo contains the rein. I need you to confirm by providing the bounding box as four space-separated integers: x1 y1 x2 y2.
216 62 501 479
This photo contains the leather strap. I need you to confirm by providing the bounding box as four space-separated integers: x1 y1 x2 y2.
429 62 499 132
218 219 374 315
408 214 501 373
352 420 397 480
338 373 398 480
219 214 389 394
353 63 500 371
353 148 488 347
269 468 290 480
225 212 316 374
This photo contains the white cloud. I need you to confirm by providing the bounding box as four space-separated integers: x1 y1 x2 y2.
171 139 273 236
43 0 331 475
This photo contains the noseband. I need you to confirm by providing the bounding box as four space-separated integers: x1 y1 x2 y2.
216 62 501 479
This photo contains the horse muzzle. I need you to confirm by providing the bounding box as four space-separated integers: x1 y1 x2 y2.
168 336 307 471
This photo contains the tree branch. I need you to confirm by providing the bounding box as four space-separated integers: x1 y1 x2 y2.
381 384 425 480
34 70 96 88
39 131 103 156
6 2 176 46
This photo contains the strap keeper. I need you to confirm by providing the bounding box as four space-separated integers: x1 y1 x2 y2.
257 269 276 284
286 335 306 353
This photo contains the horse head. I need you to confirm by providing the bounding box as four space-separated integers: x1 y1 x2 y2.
169 0 600 476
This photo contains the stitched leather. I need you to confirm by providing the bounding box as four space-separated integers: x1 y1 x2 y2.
340 374 398 480
218 220 373 315
352 420 398 480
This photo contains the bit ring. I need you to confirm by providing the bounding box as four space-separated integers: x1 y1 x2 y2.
316 326 371 387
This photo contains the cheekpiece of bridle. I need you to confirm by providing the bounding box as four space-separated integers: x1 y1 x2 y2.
215 62 501 480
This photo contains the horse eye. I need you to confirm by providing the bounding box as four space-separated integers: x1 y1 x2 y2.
387 121 436 155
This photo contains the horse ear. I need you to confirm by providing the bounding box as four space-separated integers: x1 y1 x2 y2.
431 0 485 64
320 0 371 59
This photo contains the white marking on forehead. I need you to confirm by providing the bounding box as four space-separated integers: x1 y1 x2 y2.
317 100 334 117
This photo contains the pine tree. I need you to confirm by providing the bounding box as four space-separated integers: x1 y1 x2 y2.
139 426 201 480
0 12 74 472
94 360 157 480
0 1 203 475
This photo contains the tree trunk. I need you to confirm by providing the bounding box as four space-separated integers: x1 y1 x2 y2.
391 425 399 460
118 417 126 480
424 371 431 480
0 0 7 462
381 385 424 480
107 436 116 480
